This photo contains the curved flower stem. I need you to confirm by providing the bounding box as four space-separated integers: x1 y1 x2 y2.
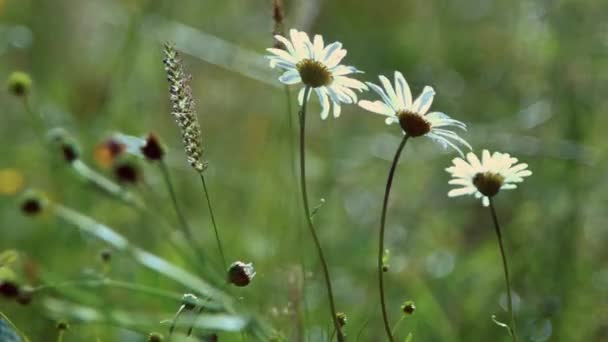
488 198 518 342
297 86 343 342
159 160 208 265
200 172 227 270
285 84 308 341
378 134 409 342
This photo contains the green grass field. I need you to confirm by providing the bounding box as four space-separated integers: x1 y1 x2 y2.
1 0 607 341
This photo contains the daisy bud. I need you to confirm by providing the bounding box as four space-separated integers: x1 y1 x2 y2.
147 332 164 342
56 321 69 331
401 300 416 315
47 128 80 163
100 249 112 263
141 133 165 161
112 156 141 184
20 190 46 216
181 293 198 310
336 312 347 327
17 286 34 305
227 261 256 287
0 280 19 298
7 71 32 97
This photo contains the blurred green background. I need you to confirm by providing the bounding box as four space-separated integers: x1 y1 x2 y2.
1 0 607 341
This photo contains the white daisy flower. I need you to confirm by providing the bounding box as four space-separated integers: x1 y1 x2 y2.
358 71 470 155
266 29 368 119
446 150 532 206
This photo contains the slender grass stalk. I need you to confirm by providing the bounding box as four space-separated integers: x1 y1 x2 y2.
488 198 518 342
56 330 65 342
70 159 143 209
378 134 410 342
159 160 208 265
391 316 405 336
33 278 183 302
22 97 45 140
297 86 343 341
199 172 227 270
51 203 231 306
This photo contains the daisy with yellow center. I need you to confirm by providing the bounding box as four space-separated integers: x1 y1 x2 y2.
446 150 532 206
266 29 368 119
359 71 470 155
359 71 471 342
446 149 532 342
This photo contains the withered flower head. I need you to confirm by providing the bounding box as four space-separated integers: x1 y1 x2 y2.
141 133 165 161
112 156 141 185
47 128 80 163
20 190 46 216
227 261 256 287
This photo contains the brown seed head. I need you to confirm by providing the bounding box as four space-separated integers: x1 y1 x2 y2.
296 59 333 88
472 172 504 197
397 111 431 137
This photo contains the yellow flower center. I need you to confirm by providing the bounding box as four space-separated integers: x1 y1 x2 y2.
397 111 431 137
296 59 333 88
473 172 505 197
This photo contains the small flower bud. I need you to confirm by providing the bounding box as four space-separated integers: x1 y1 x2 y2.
227 261 256 287
336 312 347 327
17 286 34 305
100 249 112 263
20 190 46 216
401 300 416 315
0 280 19 298
56 321 70 331
47 128 80 163
141 133 165 161
7 71 32 97
147 332 164 342
181 293 198 310
113 156 141 184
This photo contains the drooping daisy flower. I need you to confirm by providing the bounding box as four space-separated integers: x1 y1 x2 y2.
266 29 368 119
358 71 470 155
446 150 532 206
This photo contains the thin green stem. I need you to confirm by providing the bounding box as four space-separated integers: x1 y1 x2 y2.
199 172 227 270
297 86 343 342
22 97 45 139
378 135 409 342
159 160 207 265
488 198 518 342
285 84 308 342
391 316 405 336
56 330 65 342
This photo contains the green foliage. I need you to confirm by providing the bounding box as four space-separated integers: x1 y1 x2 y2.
1 0 607 341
